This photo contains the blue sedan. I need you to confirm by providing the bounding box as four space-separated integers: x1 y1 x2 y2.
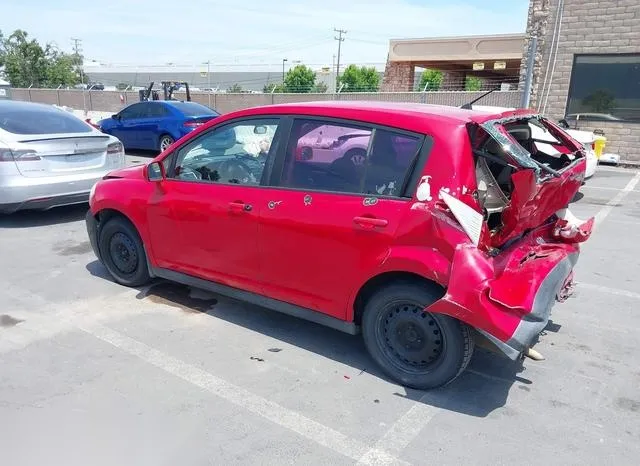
98 101 220 152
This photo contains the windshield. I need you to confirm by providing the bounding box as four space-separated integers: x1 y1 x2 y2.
0 106 93 135
169 102 219 117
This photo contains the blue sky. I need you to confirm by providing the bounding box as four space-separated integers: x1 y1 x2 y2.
2 0 529 71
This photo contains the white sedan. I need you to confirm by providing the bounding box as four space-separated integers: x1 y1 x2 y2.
0 100 126 214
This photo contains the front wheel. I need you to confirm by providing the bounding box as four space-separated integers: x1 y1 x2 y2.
98 216 151 287
159 135 174 152
362 282 474 389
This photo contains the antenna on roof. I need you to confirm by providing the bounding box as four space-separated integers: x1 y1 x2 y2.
460 87 501 110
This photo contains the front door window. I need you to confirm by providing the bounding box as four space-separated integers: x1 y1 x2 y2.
169 119 280 186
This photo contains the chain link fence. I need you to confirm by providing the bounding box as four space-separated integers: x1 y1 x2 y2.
10 88 524 114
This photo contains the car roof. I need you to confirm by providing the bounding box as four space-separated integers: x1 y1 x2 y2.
0 100 68 113
229 100 536 132
161 100 206 107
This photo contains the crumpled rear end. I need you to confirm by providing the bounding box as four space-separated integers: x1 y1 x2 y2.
427 221 580 359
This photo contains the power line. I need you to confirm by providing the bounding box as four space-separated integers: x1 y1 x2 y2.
334 28 346 90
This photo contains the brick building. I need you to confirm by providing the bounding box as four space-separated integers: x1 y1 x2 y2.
381 34 525 92
381 0 639 161
524 0 640 161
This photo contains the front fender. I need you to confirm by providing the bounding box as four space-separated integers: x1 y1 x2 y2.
90 179 156 265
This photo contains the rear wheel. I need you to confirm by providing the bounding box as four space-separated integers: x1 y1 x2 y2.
362 282 474 389
159 135 174 152
346 148 367 167
98 216 151 287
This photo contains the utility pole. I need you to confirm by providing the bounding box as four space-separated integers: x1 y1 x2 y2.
71 37 84 85
71 37 87 113
334 28 346 91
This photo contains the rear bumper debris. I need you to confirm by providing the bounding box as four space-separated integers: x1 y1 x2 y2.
426 223 580 360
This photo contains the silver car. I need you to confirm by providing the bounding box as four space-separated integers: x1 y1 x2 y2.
0 100 126 213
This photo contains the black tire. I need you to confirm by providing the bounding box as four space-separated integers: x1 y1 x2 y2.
159 134 174 152
98 216 151 287
362 282 474 390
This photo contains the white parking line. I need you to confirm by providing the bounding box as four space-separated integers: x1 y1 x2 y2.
604 218 640 226
581 185 636 192
594 172 640 226
579 283 640 301
357 393 442 465
79 322 407 466
0 287 141 354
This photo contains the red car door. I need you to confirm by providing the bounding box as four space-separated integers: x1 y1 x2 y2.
145 117 282 293
258 119 426 320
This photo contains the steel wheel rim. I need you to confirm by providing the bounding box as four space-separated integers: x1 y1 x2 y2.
376 302 446 373
108 232 138 275
350 153 366 166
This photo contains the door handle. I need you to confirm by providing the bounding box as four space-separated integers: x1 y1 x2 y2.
353 216 388 228
229 201 252 212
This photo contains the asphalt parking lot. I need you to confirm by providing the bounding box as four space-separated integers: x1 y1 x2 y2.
1 162 639 466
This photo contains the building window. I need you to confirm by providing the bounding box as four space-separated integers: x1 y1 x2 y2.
566 54 640 123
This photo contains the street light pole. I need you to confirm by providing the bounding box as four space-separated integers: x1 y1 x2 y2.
206 61 211 90
334 28 346 91
203 60 212 107
282 58 288 85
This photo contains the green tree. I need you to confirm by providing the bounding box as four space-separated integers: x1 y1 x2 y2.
582 89 616 113
338 64 380 92
0 29 80 87
465 76 483 91
0 30 5 69
2 30 49 87
313 81 328 93
418 69 443 91
46 50 79 87
263 83 284 93
283 64 316 93
227 83 243 93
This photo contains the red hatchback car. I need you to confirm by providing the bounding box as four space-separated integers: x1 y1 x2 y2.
86 101 594 389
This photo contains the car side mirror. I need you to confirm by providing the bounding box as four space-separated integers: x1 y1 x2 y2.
147 161 165 182
112 114 120 120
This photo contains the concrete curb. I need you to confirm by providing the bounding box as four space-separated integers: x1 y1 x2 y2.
617 161 640 169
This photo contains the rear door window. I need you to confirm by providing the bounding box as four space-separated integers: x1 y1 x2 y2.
148 103 171 117
169 102 219 117
278 118 423 197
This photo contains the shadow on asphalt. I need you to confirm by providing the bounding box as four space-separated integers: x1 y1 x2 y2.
571 191 585 203
86 259 526 418
126 150 158 158
0 204 88 229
